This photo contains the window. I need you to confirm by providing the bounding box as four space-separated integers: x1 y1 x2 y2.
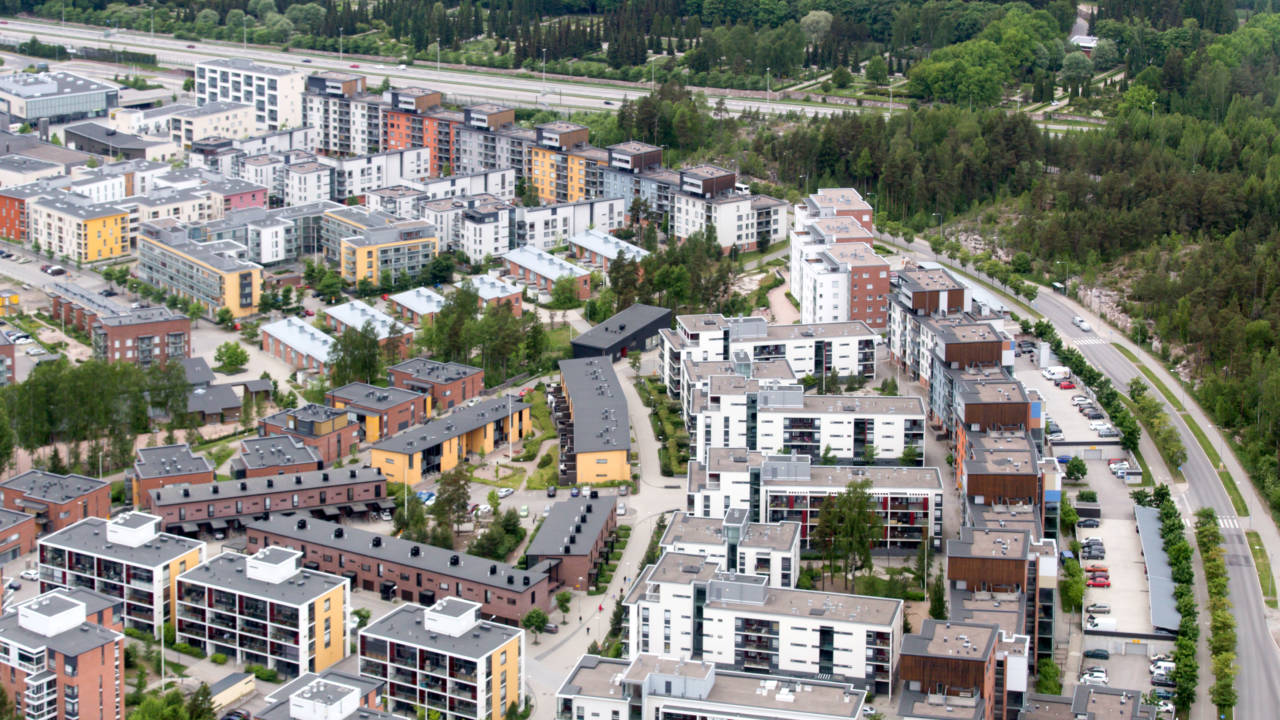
324 598 331 612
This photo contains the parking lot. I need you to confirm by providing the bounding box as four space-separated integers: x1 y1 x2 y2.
1014 359 1110 445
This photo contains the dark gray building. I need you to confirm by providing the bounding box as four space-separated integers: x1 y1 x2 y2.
570 303 671 361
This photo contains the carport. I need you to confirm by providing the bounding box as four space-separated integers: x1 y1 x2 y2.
1136 505 1183 634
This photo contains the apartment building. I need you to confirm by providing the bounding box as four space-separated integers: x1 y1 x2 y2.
516 197 625 250
454 105 531 177
0 470 110 534
382 94 456 176
898 620 1029 720
259 404 361 466
0 71 117 123
176 548 349 677
527 121 605 204
555 357 631 484
37 513 206 639
303 72 382 156
502 246 590 299
0 590 125 720
28 195 128 262
326 382 429 443
324 300 412 360
659 313 877 398
261 317 335 374
169 101 255 149
370 397 530 484
957 430 1043 505
147 467 386 535
0 176 73 242
131 444 215 506
321 205 406 263
558 655 870 720
367 171 518 218
524 497 619 590
624 553 901 695
669 166 788 251
794 188 874 233
194 59 307 131
0 154 62 188
387 287 445 325
337 220 438 286
285 162 332 206
1020 686 1160 720
48 282 192 367
470 275 524 318
0 334 12 387
565 227 649 273
659 510 800 588
320 148 434 201
247 516 550 621
136 222 263 319
677 357 796 423
794 241 891 327
229 436 324 480
359 599 524 720
386 358 484 411
685 450 944 551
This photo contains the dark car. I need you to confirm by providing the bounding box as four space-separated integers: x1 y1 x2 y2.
1083 648 1110 660
1085 410 1105 419
1077 518 1100 528
546 486 557 498
6 580 18 591
221 712 250 720
1152 688 1175 700
570 486 581 497
1151 675 1176 688
543 622 559 634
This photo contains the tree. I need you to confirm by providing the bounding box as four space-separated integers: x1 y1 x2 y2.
213 341 249 373
215 307 234 327
1060 51 1093 91
1060 497 1079 535
432 467 472 533
522 608 548 644
1091 39 1119 70
831 65 853 89
556 590 572 621
913 540 931 589
329 320 389 386
524 320 548 368
861 444 877 465
550 276 580 308
1065 456 1087 482
799 10 833 43
899 445 920 466
877 377 898 396
865 55 889 85
1035 658 1062 694
487 488 501 516
185 683 217 720
928 571 947 619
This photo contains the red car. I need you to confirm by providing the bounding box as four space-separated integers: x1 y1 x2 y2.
304 309 315 316
1085 565 1108 573
186 44 195 48
1058 381 1076 389
1087 578 1111 588
350 63 360 68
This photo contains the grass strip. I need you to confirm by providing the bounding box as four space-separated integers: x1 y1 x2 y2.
1247 530 1278 609
1182 418 1249 516
1111 343 1185 411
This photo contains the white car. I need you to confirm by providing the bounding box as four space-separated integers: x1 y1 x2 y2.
1048 433 1065 442
1089 421 1111 431
1072 395 1091 405
476 504 492 515
1083 536 1104 545
14 337 32 345
1157 701 1174 714
23 347 44 356
617 502 626 516
1072 315 1084 326
19 569 37 581
497 488 515 499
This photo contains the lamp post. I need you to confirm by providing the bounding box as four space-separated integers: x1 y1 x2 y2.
541 49 547 97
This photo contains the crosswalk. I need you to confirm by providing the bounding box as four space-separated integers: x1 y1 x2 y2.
1219 516 1240 529
1073 337 1108 346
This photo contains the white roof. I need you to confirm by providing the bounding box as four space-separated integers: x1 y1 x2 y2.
568 228 649 263
325 300 408 341
389 287 446 317
261 317 334 364
503 246 588 280
468 275 522 302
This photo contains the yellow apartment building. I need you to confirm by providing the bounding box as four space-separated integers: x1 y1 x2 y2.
137 227 263 319
557 356 631 484
338 221 439 285
29 196 129 262
370 396 530 485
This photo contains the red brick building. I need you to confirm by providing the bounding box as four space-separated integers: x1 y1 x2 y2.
0 589 126 720
325 382 428 443
230 436 324 479
130 445 215 510
324 300 414 362
259 404 361 466
0 334 13 388
47 282 191 367
0 507 37 563
0 470 111 534
502 246 591 300
247 515 550 623
523 496 618 590
387 358 485 412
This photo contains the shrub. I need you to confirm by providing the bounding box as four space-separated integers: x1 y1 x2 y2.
1078 490 1098 502
171 642 206 659
538 452 553 468
210 653 227 665
246 664 280 682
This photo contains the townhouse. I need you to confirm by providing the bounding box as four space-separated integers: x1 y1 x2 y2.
359 599 524 720
524 496 619 590
565 227 649 273
659 510 801 588
387 287 445 325
28 195 128 262
624 552 901 695
130 444 215 507
259 404 361 466
261 317 335 374
558 655 870 720
337 220 438 286
370 397 530 484
194 59 307 131
149 466 387 535
229 436 324 479
659 313 878 399
0 507 36 563
325 382 429 443
176 548 350 677
0 470 110 534
554 358 631 485
502 246 590 300
247 516 550 621
685 449 944 552
386 358 484 411
324 300 413 359
169 101 255 149
0 590 125 720
48 282 191 367
136 221 263 319
37 512 206 639
469 275 523 318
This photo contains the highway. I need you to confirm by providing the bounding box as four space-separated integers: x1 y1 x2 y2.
0 17 845 117
893 236 1280 718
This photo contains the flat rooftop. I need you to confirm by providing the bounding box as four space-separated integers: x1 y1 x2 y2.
233 436 323 470
559 357 630 454
627 655 865 718
899 267 963 293
949 526 1029 561
0 71 114 99
41 516 203 566
134 444 213 479
661 513 798 552
705 580 901 627
388 358 482 385
179 551 344 605
965 430 1039 475
362 604 520 659
1 470 106 504
903 619 997 661
0 593 121 657
327 382 422 411
807 188 871 214
199 58 299 77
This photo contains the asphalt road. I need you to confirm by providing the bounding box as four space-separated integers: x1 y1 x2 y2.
0 17 845 117
893 236 1280 717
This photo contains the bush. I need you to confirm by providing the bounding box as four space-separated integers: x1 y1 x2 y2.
171 642 206 659
210 653 227 665
246 663 280 682
1078 490 1098 502
538 453 553 468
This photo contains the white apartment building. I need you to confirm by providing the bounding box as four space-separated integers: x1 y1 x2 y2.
318 148 432 201
558 654 870 720
671 192 788 252
73 158 172 198
659 510 801 588
623 553 901 695
284 162 332 207
792 188 874 236
194 59 306 131
516 197 625 250
169 101 255 148
793 237 890 327
303 88 381 157
63 172 127 203
417 168 515 202
685 449 944 551
659 313 878 398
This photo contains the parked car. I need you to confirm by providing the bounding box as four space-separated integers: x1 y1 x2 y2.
1083 648 1111 660
619 484 629 496
1089 572 1110 581
617 502 626 516
476 504 491 515
1152 688 1175 701
519 505 529 518
497 487 515 499
19 569 37 581
6 580 18 591
1058 380 1077 390
1157 701 1174 714
1048 432 1065 442
1087 578 1111 588
1082 550 1106 560
1079 675 1108 687
1077 518 1100 528
1072 395 1091 405
1098 428 1121 438
1085 566 1108 574
1151 674 1176 688
546 486 557 497
221 712 250 720
1089 421 1112 431
24 347 44 357
570 487 581 497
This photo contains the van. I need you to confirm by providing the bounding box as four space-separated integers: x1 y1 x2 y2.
1087 617 1117 631
1150 660 1176 675
1042 366 1071 381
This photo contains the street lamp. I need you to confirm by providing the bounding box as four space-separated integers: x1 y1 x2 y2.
541 49 547 97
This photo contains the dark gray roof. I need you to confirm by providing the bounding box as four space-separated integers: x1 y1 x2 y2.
571 303 670 350
527 497 615 558
233 436 323 471
0 153 59 173
40 516 204 566
207 672 253 697
66 123 166 151
179 357 216 386
250 515 546 591
558 357 630 454
151 467 383 507
327 382 423 411
179 552 345 605
0 507 33 533
0 593 121 657
187 384 242 416
362 604 520 659
388 358 482 385
134 444 213 479
262 403 347 429
1135 505 1181 633
371 397 528 455
1 470 106 503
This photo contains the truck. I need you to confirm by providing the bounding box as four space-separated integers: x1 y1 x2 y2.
1042 366 1071 381
1087 617 1118 631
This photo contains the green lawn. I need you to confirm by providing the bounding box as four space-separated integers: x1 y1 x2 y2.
526 448 559 490
738 239 790 266
1247 530 1278 609
466 462 527 489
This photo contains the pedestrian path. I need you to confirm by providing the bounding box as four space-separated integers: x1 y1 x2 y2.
1072 336 1108 346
